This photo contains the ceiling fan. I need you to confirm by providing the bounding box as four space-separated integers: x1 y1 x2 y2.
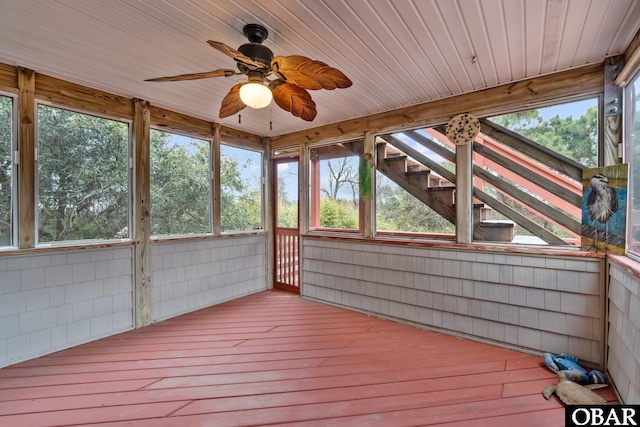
145 23 352 122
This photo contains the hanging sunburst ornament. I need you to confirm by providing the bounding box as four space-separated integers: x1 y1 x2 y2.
445 113 480 145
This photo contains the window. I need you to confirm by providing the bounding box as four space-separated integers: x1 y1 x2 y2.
275 159 298 228
483 99 598 246
37 105 129 243
375 131 456 239
150 130 210 236
373 98 598 245
490 99 598 167
0 95 12 246
309 141 362 232
220 144 263 232
626 70 640 255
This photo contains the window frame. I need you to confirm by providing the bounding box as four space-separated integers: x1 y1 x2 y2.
149 127 213 238
307 139 363 235
370 96 601 247
0 91 17 248
220 141 265 233
373 127 457 241
34 101 133 246
624 66 640 260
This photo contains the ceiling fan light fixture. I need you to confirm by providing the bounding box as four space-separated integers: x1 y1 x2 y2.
146 23 352 121
239 81 272 109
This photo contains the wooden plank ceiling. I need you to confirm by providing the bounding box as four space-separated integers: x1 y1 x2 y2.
0 0 638 138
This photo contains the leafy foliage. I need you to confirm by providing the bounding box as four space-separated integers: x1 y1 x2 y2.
150 130 210 235
38 106 129 242
0 96 11 246
220 145 262 231
359 156 372 197
317 157 359 230
376 174 454 234
629 84 640 211
320 197 358 229
490 104 598 167
276 164 298 228
32 107 264 243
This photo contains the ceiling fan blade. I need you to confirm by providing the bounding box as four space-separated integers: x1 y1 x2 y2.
270 80 317 121
145 69 237 82
207 40 268 69
219 83 247 118
271 55 352 90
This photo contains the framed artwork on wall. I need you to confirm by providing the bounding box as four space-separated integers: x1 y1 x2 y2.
581 163 628 254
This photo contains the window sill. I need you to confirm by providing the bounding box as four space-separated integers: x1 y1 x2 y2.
0 239 134 257
301 233 605 258
0 231 268 257
607 254 640 280
151 230 266 244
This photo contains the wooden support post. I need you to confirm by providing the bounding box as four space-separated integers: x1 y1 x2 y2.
17 67 36 249
363 130 374 238
456 141 473 244
603 56 624 166
309 150 321 228
298 144 309 234
264 137 274 289
212 123 221 234
132 99 151 328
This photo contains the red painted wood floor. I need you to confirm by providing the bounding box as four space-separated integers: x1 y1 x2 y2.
0 290 618 426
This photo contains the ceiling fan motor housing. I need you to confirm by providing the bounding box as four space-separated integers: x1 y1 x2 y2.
236 23 273 73
237 43 273 67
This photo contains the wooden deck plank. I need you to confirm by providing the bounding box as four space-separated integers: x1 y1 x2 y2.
0 289 615 426
173 384 505 425
284 405 566 427
0 357 329 389
0 401 188 427
0 364 546 416
0 379 159 402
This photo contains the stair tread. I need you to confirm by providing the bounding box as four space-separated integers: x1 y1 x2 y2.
480 219 516 227
383 155 407 162
426 186 456 192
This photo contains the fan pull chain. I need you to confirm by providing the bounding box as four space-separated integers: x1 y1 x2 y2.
238 114 241 124
269 106 273 131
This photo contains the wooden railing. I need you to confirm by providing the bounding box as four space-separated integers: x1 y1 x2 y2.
275 227 299 290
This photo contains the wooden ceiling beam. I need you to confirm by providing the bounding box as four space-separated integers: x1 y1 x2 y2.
615 28 640 86
35 74 134 119
150 105 263 150
0 62 18 94
0 62 264 151
271 63 603 149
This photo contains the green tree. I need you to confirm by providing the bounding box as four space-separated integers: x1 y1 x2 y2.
150 131 211 235
38 106 129 242
0 96 11 245
320 196 358 229
376 180 454 234
276 174 298 228
220 153 262 231
630 88 640 211
26 108 264 242
317 157 359 229
491 105 598 167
